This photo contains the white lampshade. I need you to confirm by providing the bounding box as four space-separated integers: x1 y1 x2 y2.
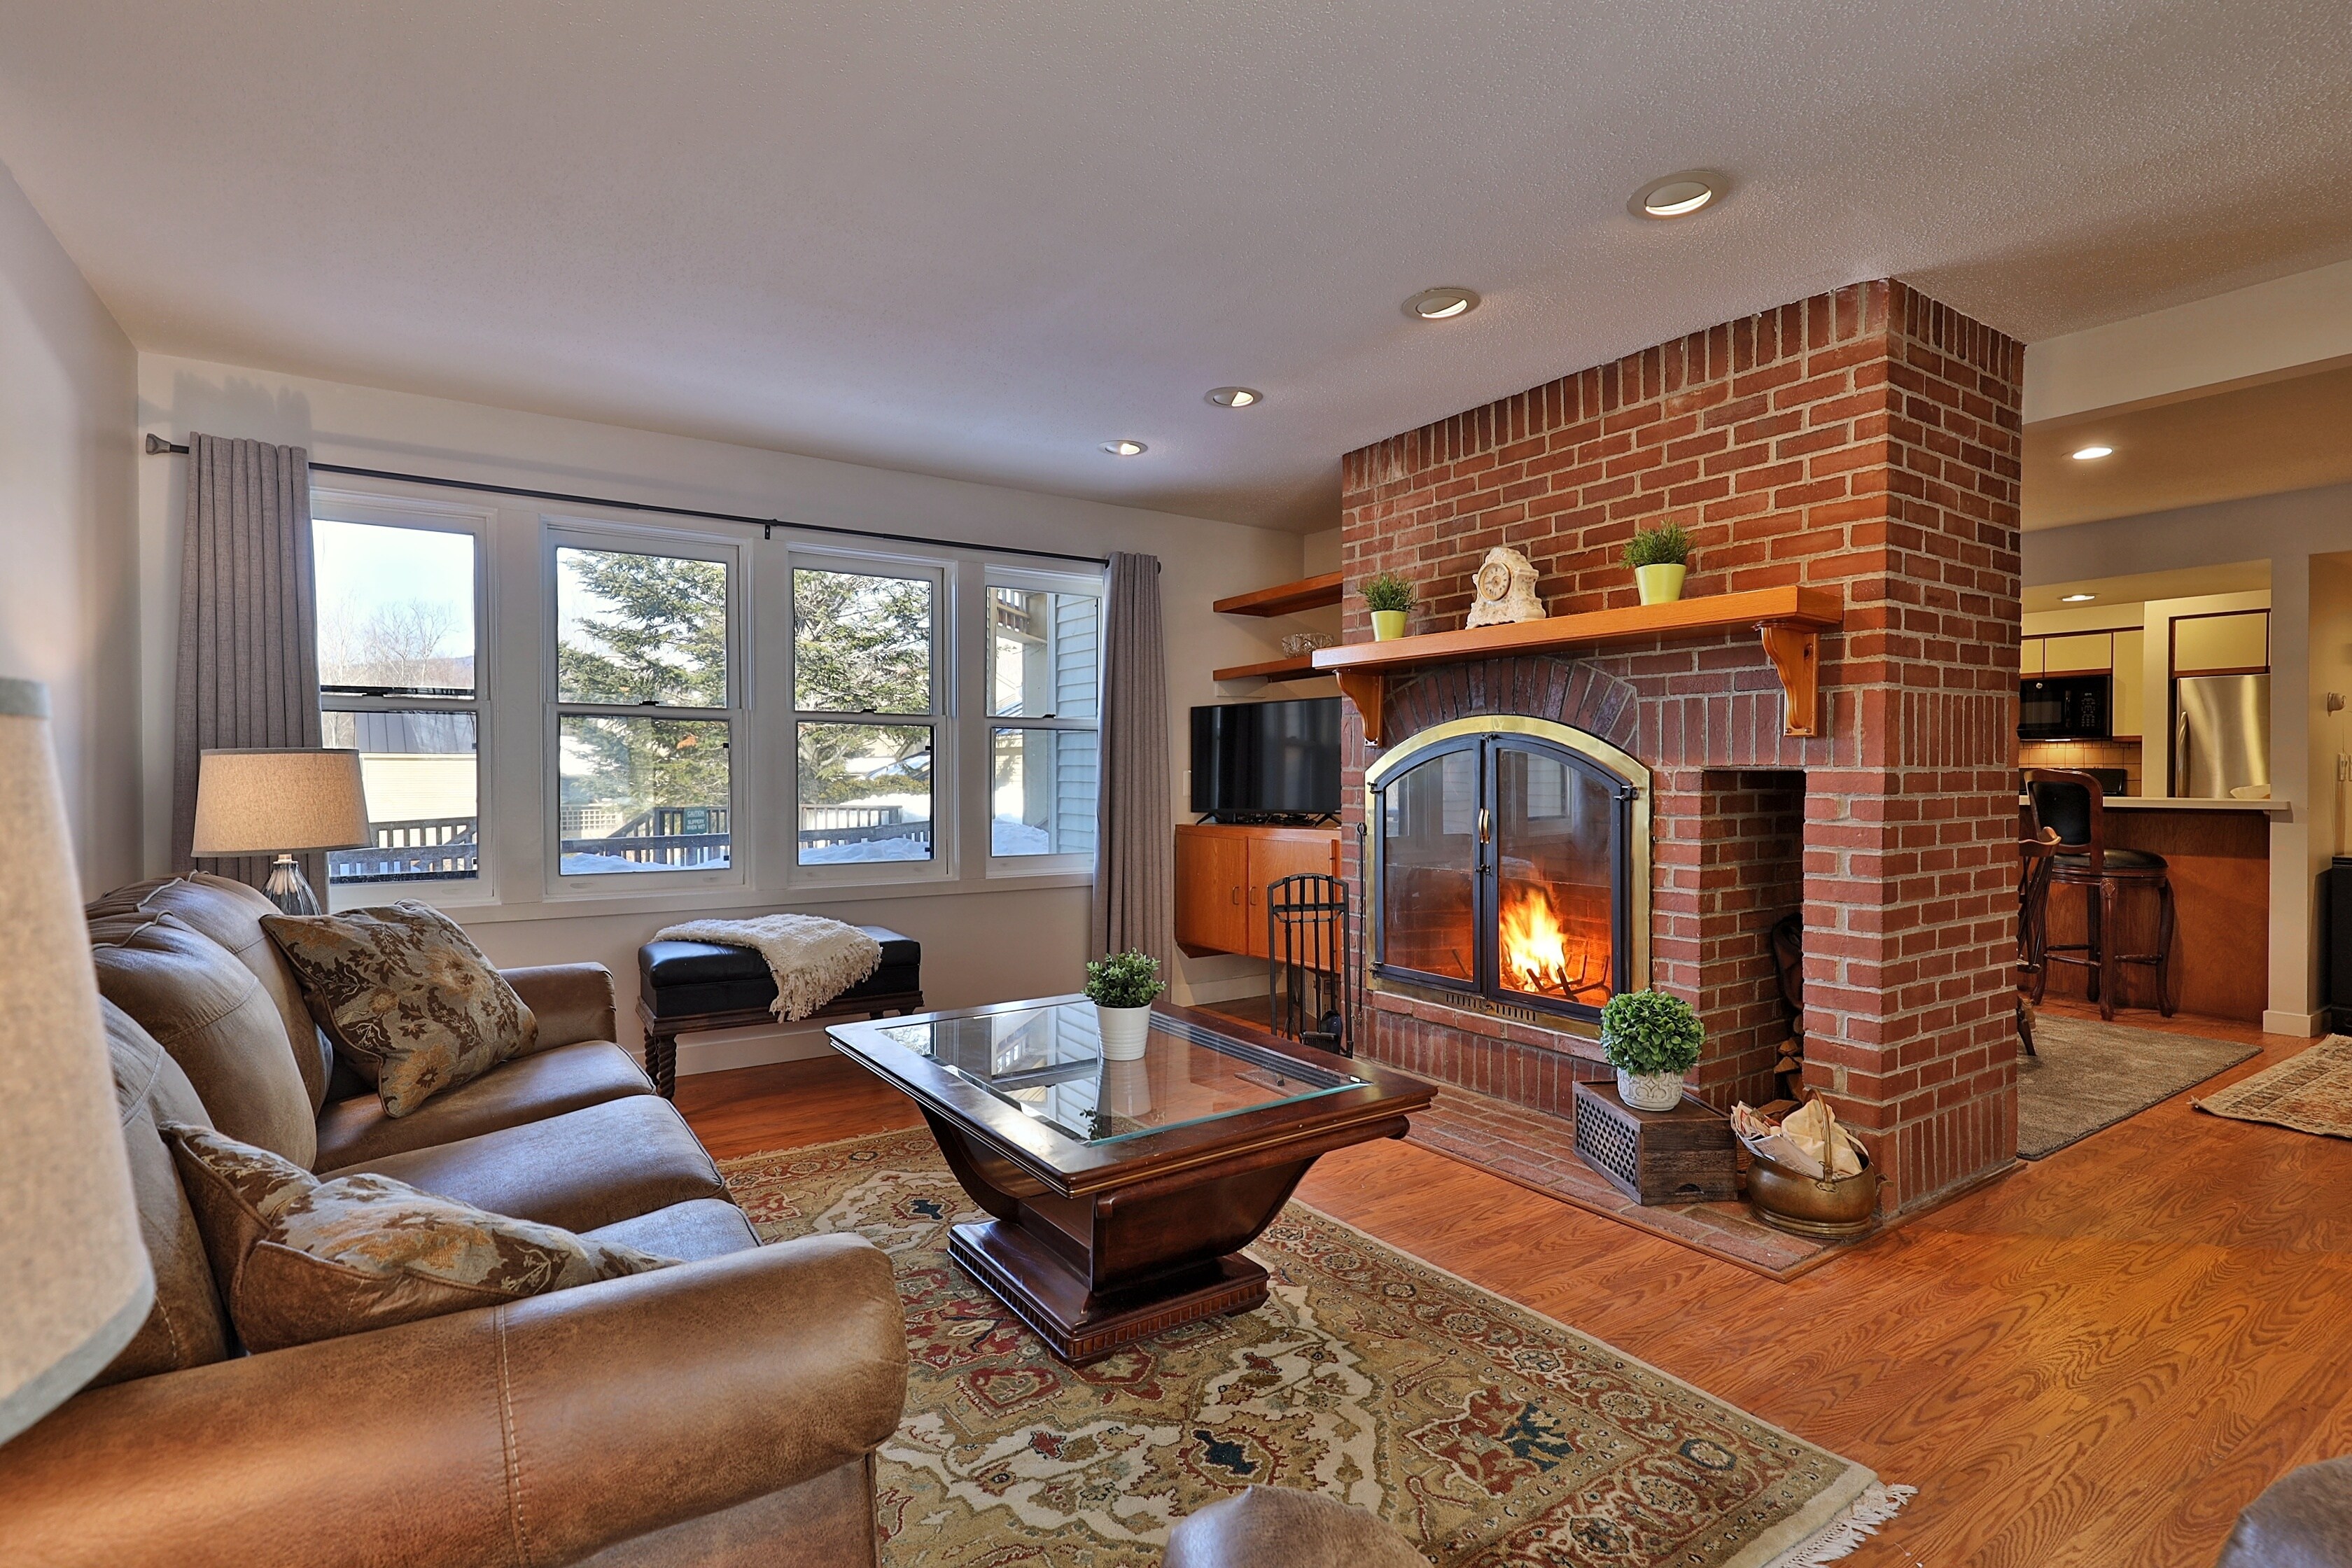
0 678 153 1446
192 748 371 855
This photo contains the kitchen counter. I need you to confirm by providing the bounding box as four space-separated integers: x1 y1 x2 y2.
2017 795 2286 813
2020 799 2272 1023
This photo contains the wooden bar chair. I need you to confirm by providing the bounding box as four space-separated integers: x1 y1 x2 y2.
2016 827 2057 1057
2023 767 2176 1021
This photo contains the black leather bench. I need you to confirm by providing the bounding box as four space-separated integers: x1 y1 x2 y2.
636 925 925 1097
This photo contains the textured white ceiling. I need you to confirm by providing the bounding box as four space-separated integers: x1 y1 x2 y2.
4 1 2350 531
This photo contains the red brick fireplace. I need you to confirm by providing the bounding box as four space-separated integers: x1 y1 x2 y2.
1338 280 2022 1214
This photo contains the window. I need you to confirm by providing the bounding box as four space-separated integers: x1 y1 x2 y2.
791 561 941 868
986 575 1100 862
314 514 484 891
550 536 740 879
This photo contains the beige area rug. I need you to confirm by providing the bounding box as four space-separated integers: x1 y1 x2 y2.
2017 1014 2261 1159
722 1131 1910 1567
2194 1036 2352 1138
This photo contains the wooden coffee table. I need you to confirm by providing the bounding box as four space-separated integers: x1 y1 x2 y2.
827 997 1434 1364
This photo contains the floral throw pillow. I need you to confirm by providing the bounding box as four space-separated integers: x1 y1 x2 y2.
162 1122 673 1352
262 900 537 1117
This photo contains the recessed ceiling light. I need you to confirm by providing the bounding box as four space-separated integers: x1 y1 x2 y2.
1405 287 1479 321
1101 439 1147 457
1207 387 1261 409
2061 593 2096 603
1630 170 1727 219
2071 444 2113 461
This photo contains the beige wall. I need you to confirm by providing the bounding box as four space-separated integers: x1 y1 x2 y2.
0 160 139 894
2028 483 2352 1033
136 354 1310 1072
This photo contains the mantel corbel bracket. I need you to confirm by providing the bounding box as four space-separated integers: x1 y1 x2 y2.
1756 622 1821 737
1334 669 1387 748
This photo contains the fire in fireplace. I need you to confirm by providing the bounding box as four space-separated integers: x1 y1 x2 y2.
1366 717 1649 1027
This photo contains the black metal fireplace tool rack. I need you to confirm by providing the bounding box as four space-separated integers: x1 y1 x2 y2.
1266 873 1354 1056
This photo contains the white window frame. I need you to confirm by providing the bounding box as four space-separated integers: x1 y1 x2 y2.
982 564 1104 878
314 491 496 911
542 520 749 897
785 547 955 888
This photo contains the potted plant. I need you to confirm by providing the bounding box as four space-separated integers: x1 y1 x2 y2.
1623 522 1693 606
1600 989 1702 1112
1362 572 1415 641
1084 949 1165 1061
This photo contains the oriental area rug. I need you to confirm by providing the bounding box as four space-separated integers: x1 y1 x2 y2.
722 1131 1907 1567
2194 1035 2352 1140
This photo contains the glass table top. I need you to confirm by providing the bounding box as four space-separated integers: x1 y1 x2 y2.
833 999 1368 1148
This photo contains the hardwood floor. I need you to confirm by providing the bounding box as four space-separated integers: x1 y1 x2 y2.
678 1004 2352 1567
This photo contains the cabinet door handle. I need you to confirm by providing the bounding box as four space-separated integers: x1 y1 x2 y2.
1230 887 1242 906
1248 884 1261 905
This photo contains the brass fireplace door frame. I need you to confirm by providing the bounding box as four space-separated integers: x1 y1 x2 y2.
1363 714 1653 1025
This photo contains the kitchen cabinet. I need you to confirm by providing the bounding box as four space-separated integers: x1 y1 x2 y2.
1174 824 1342 958
2113 627 2146 738
2041 632 2113 674
2173 610 2269 676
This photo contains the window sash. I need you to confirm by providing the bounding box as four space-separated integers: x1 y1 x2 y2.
314 507 491 900
545 525 746 888
789 559 942 720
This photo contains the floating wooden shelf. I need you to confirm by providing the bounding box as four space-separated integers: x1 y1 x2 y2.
1310 586 1844 744
1212 571 1344 618
1210 654 1333 684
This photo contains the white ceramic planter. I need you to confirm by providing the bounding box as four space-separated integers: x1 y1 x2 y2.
1370 609 1409 641
1094 1002 1154 1060
1616 1068 1685 1112
1634 564 1687 605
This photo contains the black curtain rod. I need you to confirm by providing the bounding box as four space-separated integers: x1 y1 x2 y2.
143 434 1112 568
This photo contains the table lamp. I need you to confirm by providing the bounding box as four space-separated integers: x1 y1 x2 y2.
191 748 372 915
0 677 154 1447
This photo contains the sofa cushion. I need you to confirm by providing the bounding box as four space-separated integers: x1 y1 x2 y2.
638 925 920 1021
85 873 336 1112
314 1040 655 1171
90 1000 232 1387
263 901 538 1117
322 1093 729 1235
586 1198 760 1264
164 1121 675 1354
88 911 318 1168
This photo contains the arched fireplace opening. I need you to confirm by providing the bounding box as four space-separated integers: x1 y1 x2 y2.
1366 716 1651 1028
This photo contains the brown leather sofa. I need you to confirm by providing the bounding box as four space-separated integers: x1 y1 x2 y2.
0 873 908 1568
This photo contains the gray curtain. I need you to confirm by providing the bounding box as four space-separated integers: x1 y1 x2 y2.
170 434 325 891
1090 551 1172 967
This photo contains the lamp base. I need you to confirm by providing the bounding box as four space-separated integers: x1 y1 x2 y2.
262 855 322 916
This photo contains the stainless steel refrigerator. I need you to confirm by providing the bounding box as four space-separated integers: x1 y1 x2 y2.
2172 673 2270 799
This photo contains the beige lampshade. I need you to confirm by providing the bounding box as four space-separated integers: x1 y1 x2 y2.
0 678 153 1446
192 748 371 855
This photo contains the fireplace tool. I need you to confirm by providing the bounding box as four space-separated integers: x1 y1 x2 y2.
1267 873 1353 1056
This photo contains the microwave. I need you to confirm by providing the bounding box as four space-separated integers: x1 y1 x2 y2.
2019 674 2110 741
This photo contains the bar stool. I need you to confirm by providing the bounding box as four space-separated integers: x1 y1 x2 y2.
2023 767 2176 1021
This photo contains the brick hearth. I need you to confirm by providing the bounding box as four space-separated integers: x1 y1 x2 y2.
1340 280 2022 1214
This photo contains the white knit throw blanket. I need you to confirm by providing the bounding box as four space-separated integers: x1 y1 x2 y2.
654 914 883 1022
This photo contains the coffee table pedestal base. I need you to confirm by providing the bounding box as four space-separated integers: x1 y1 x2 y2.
948 1220 1269 1364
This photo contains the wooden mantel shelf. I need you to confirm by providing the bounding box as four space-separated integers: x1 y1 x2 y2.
1212 571 1343 617
1309 585 1844 744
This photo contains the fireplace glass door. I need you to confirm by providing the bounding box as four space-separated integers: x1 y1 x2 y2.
1493 741 1620 1009
1373 729 1634 1023
1374 742 1478 983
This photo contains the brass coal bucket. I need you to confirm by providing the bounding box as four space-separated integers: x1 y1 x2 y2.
1744 1145 1884 1239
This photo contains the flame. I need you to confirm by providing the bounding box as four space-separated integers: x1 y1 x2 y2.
1499 885 1600 999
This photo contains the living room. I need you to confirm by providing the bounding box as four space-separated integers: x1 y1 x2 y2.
6 7 2352 1567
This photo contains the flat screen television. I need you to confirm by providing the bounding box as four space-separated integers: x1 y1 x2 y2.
1189 697 1341 819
